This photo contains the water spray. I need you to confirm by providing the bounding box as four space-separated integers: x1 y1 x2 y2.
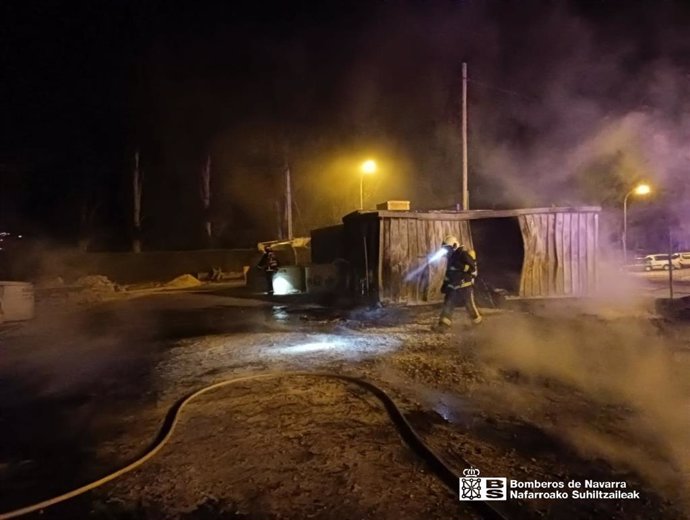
404 247 449 282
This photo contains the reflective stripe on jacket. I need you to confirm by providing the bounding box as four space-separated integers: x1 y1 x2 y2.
443 247 476 290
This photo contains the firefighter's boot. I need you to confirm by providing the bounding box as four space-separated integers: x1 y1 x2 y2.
432 316 452 332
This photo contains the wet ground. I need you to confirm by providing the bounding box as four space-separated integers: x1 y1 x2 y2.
0 285 689 519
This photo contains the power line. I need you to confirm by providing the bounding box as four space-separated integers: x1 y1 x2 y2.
467 79 537 101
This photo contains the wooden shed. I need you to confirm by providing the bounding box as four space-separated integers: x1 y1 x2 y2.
333 207 600 304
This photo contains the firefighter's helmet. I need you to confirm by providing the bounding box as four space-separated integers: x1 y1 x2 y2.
442 235 461 249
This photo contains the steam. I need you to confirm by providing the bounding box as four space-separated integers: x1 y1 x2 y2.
473 311 690 502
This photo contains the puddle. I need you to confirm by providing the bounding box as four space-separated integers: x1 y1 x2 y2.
271 306 290 321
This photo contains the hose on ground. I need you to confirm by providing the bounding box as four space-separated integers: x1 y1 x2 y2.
0 371 509 520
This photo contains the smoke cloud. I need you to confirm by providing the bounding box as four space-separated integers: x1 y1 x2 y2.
473 311 690 504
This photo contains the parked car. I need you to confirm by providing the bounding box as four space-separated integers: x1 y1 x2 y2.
643 254 681 271
678 252 690 268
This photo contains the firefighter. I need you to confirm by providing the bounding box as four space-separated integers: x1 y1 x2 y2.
435 234 482 330
258 245 279 294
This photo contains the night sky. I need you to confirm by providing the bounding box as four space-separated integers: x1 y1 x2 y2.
2 0 690 250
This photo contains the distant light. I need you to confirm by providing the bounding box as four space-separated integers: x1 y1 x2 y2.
361 159 377 174
17 235 22 239
634 183 651 196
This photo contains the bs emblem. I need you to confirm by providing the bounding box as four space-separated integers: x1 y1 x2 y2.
459 468 507 501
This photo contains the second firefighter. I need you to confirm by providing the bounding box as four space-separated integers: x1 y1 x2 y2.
258 245 280 294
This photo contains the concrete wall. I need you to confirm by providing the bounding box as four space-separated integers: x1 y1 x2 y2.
1 248 261 284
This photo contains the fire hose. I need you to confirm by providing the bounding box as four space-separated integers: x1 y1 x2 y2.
0 371 509 520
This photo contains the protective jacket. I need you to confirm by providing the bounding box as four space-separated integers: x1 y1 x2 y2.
442 247 477 291
258 251 279 272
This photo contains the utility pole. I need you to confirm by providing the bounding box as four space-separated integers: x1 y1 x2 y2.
461 62 469 210
622 193 629 265
285 162 293 240
668 227 674 300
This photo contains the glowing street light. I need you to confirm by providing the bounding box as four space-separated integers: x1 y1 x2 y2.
633 184 651 196
359 159 377 210
623 182 651 264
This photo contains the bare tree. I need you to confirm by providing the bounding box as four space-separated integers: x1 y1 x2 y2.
132 151 143 253
200 154 212 247
78 195 99 252
77 165 101 252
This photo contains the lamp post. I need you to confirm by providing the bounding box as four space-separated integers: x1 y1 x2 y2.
359 159 377 210
623 183 651 264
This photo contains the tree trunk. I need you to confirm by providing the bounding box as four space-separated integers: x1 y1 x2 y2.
132 151 143 253
201 154 212 247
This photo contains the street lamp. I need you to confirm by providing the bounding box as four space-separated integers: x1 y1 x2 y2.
623 183 651 264
359 159 377 210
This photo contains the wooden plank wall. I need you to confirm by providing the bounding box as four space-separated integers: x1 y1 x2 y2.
518 212 598 297
380 217 473 304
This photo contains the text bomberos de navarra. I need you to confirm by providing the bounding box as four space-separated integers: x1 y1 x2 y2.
509 479 640 500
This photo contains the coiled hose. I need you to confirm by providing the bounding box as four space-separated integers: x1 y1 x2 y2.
0 371 509 520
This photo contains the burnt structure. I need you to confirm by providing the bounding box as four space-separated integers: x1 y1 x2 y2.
311 207 600 304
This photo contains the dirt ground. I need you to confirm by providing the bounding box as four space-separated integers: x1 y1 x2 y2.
1 288 689 520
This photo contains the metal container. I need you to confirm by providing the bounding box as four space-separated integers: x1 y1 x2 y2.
272 266 305 295
305 264 339 294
